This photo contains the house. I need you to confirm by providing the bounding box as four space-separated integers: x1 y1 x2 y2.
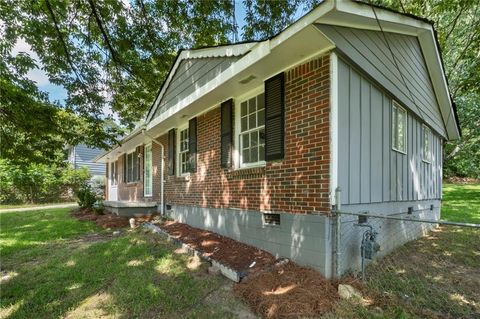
95 0 460 277
66 144 106 179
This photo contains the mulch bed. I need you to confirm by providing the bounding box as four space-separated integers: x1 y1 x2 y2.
159 221 276 275
71 208 130 229
234 262 340 319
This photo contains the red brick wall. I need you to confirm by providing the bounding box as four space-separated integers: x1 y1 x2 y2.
156 54 331 214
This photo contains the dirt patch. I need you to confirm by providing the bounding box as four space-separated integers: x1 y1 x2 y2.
159 221 276 275
234 262 339 319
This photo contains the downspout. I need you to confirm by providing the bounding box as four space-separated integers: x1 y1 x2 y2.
142 129 165 216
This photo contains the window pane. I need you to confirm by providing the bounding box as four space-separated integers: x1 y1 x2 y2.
257 93 264 110
259 145 265 161
258 109 265 126
242 133 249 149
251 131 258 147
248 98 256 114
241 116 248 132
259 128 265 145
241 102 247 116
248 113 256 130
251 146 258 163
243 149 250 163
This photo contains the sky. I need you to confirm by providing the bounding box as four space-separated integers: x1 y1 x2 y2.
14 1 308 112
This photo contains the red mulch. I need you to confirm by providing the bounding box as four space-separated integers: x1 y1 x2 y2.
234 262 340 319
71 208 129 229
159 221 276 275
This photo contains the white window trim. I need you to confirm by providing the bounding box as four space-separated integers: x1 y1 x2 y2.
392 101 407 155
234 87 266 169
144 143 153 197
110 161 118 186
422 124 432 164
176 124 190 177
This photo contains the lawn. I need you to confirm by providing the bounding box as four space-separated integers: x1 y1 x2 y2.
0 209 253 319
329 183 480 319
441 183 480 223
0 202 76 210
1 185 478 319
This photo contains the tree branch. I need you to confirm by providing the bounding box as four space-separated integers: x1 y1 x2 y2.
44 0 91 98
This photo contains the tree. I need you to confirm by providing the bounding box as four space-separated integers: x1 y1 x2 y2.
1 0 234 164
369 0 480 178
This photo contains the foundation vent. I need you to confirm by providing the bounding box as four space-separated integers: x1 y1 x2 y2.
263 213 280 226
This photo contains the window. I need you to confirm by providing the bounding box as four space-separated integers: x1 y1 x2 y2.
110 161 117 185
422 125 431 163
178 126 189 175
239 93 265 167
144 144 152 196
392 101 407 153
125 150 139 183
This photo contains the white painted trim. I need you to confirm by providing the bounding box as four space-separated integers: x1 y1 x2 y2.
421 124 432 164
392 100 408 155
329 52 338 206
176 123 190 177
234 87 265 169
143 143 153 197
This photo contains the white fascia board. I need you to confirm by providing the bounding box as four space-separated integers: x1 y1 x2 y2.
146 41 271 131
334 0 431 32
418 29 459 140
269 0 335 49
184 42 257 59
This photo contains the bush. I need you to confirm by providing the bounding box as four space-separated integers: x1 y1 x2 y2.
0 159 92 205
76 184 97 209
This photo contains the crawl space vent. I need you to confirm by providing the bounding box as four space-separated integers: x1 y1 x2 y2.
263 213 280 226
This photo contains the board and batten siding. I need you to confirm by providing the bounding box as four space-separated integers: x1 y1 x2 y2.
71 144 106 176
316 24 447 138
153 56 242 119
337 58 442 205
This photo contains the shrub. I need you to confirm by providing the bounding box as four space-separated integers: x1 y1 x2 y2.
76 184 97 209
0 159 92 205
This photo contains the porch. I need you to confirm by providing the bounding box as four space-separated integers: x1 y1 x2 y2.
103 201 158 217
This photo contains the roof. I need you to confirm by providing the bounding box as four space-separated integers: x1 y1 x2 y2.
96 0 461 163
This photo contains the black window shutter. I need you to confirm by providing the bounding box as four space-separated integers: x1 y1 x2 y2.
265 72 285 161
123 153 127 183
220 99 233 168
168 128 176 175
188 117 197 172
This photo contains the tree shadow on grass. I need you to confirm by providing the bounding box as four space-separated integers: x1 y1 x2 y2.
1 229 232 319
361 226 480 318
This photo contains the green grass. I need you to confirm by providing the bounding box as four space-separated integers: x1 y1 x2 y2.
0 208 252 319
330 183 480 319
441 183 480 223
0 202 76 210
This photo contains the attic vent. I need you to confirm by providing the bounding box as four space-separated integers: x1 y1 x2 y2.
263 213 280 226
239 75 256 84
